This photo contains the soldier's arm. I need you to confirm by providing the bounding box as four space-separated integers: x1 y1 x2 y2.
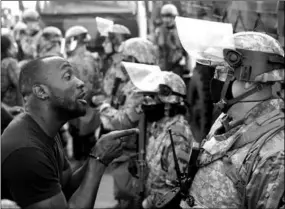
100 89 144 130
246 149 284 209
91 56 105 95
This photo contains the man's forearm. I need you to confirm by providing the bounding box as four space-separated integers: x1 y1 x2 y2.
68 158 106 209
63 160 89 199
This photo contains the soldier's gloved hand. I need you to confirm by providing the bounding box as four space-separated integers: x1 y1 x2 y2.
91 128 139 166
91 95 106 108
99 102 111 113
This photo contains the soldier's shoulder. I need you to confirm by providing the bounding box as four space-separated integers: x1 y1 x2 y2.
259 128 284 159
170 116 192 138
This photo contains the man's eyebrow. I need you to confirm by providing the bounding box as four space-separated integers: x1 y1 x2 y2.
60 62 72 70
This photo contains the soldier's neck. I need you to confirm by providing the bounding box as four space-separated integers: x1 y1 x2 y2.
72 45 87 56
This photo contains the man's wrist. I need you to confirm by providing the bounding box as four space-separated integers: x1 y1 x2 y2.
88 153 109 167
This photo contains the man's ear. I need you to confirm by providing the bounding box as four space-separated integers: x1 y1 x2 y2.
32 84 50 100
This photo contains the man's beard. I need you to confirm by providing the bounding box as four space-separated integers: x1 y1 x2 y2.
142 103 165 122
50 92 86 120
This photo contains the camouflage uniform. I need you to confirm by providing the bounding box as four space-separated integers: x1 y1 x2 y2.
36 26 63 58
100 38 159 131
1 58 22 107
20 10 42 61
181 32 285 209
99 38 158 207
102 53 123 96
102 24 131 96
154 24 187 77
146 115 193 196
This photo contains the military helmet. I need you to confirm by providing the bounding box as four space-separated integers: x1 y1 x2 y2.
158 71 186 104
213 32 284 112
37 26 63 57
22 9 40 22
215 31 284 83
65 25 91 42
42 26 62 37
109 24 131 35
13 22 27 33
119 37 158 65
160 4 179 16
108 24 131 47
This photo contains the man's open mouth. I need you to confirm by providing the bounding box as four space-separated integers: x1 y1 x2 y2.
77 92 87 105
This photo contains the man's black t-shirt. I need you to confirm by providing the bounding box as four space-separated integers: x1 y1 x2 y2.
1 113 70 207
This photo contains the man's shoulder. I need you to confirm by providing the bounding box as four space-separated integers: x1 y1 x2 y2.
1 113 44 164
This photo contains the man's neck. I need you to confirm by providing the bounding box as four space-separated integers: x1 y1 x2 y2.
26 105 66 138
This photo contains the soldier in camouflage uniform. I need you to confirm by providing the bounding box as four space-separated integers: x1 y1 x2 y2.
152 4 188 78
132 71 194 208
19 9 42 62
1 29 23 110
92 37 158 208
177 32 284 209
65 26 104 161
101 24 131 96
36 26 63 58
13 21 28 61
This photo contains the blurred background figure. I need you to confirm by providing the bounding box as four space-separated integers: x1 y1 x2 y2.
13 21 27 61
65 25 104 162
102 24 132 96
152 4 189 78
1 28 24 133
36 26 63 58
19 9 42 65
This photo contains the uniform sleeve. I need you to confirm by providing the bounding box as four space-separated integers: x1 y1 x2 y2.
91 56 104 94
2 147 62 208
246 150 285 209
100 87 144 130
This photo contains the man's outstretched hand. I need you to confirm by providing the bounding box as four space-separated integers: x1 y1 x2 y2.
91 128 139 166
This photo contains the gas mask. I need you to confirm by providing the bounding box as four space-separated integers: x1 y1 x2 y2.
142 103 165 122
141 95 165 122
211 48 285 113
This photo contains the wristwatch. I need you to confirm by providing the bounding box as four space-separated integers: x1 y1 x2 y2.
89 153 108 167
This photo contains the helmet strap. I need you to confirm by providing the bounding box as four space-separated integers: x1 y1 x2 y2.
216 69 266 113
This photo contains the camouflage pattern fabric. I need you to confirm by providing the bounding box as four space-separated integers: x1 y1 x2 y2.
145 115 193 197
154 25 185 72
102 53 122 96
100 79 143 131
36 27 62 58
120 37 159 65
20 32 41 60
158 71 186 104
68 49 103 136
182 99 284 208
233 32 284 56
1 58 22 107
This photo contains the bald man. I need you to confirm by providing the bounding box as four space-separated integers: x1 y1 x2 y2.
1 56 138 209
